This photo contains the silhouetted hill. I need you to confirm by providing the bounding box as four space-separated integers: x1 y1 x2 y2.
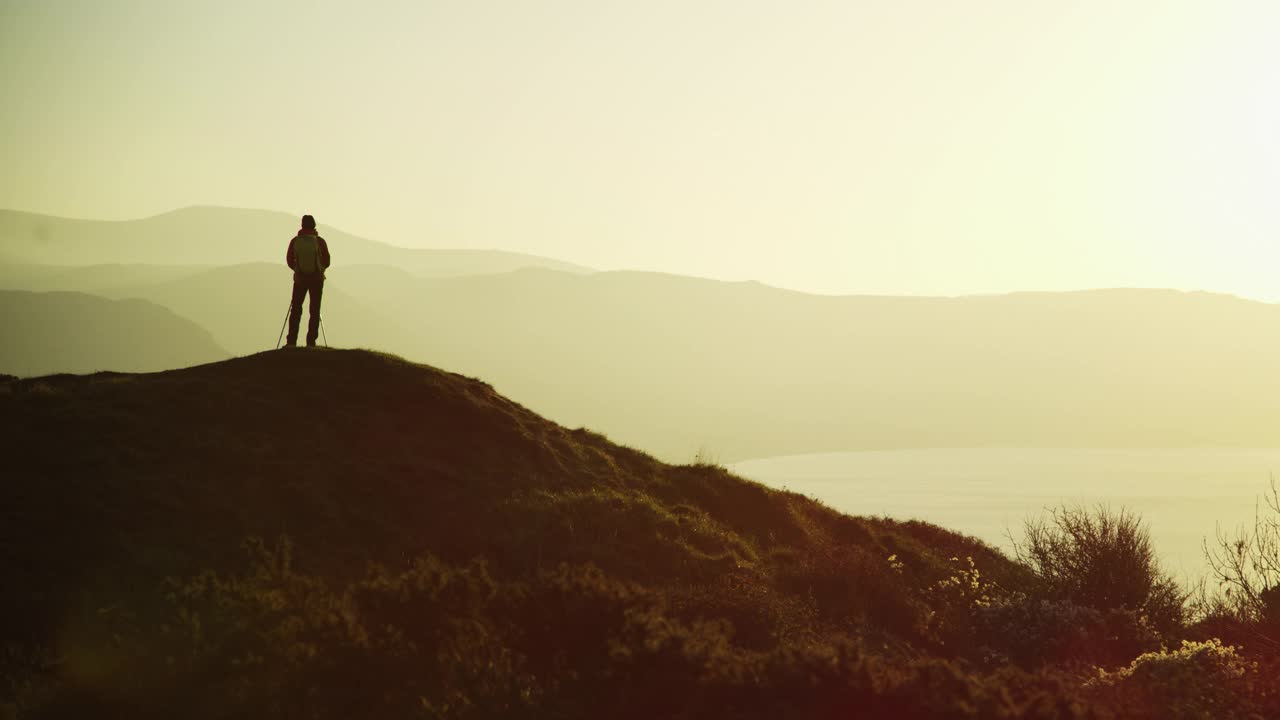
1 348 1012 636
0 290 228 376
0 206 591 276
2 349 1030 715
6 350 1279 718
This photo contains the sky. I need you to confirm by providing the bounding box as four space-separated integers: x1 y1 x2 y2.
2 1 1279 298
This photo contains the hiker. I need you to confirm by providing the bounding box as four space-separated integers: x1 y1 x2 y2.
284 214 331 347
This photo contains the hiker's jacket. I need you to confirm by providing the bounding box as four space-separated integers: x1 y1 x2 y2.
286 233 332 279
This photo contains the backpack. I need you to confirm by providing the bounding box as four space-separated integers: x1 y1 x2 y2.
294 235 321 274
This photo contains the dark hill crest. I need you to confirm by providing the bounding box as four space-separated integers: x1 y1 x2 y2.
2 349 1012 644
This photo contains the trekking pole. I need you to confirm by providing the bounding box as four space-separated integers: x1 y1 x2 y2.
275 302 291 350
319 315 328 348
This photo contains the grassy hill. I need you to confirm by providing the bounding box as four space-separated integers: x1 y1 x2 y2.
0 207 590 276
0 290 228 376
0 349 1013 669
3 350 1277 718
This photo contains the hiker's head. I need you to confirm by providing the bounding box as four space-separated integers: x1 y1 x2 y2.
301 214 316 230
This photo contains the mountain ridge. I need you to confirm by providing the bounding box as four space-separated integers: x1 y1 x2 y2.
7 254 1280 460
0 206 592 275
0 289 229 376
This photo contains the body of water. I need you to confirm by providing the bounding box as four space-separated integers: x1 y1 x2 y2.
731 448 1280 580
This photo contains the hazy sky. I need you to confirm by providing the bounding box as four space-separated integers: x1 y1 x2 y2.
3 1 1278 297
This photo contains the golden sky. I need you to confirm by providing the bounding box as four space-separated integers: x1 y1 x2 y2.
2 1 1277 298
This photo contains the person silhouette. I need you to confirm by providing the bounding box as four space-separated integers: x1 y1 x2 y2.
283 214 331 348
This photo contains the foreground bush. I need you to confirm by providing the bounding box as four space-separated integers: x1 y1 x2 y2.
976 595 1162 669
1087 639 1263 719
15 526 1279 719
0 539 1101 719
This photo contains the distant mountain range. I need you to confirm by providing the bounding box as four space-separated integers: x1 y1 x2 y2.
0 290 228 376
362 273 1280 461
0 206 591 275
5 206 1280 462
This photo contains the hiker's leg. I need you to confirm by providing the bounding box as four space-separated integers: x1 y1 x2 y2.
306 278 324 346
286 278 306 346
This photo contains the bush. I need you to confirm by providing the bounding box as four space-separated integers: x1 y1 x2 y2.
924 556 1003 655
670 569 820 651
1088 639 1262 719
772 544 930 643
1016 505 1184 633
976 594 1162 668
17 529 1264 719
1203 478 1280 624
161 537 532 720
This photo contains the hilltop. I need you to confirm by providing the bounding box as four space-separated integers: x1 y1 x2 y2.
1 348 1011 635
3 351 1277 718
1 350 1017 713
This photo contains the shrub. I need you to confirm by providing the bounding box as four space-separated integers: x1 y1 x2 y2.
1016 504 1184 632
1088 639 1261 719
772 544 930 642
925 556 1003 655
19 529 1262 719
1203 478 1280 624
160 537 532 720
671 569 820 650
976 594 1162 668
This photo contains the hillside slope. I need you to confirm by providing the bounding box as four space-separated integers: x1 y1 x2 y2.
1 348 1012 637
6 350 1278 718
1 349 1029 716
0 290 228 376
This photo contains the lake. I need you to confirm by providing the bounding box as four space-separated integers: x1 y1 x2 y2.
730 448 1280 581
